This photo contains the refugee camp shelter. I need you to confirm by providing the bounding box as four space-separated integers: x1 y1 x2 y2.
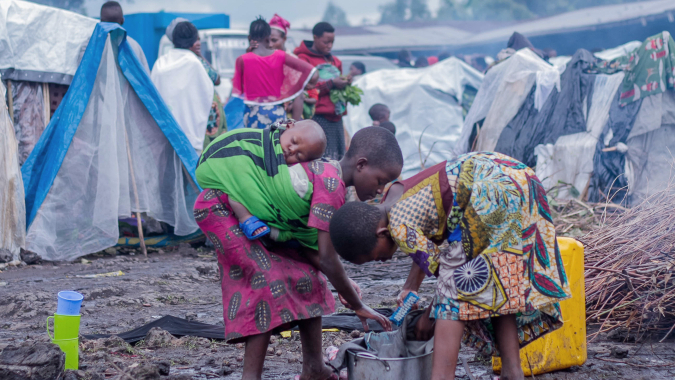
0 0 97 165
456 32 675 206
344 57 483 178
0 76 24 263
21 23 201 261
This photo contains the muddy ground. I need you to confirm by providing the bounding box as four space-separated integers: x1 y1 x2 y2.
1 245 674 380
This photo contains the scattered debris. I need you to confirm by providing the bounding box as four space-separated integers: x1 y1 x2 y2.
74 270 124 279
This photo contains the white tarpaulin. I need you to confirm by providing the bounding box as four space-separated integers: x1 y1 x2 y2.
454 48 560 155
0 0 97 84
343 57 483 178
0 75 25 262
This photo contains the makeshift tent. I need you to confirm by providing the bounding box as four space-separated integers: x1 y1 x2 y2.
458 32 675 206
454 48 561 156
0 0 97 164
0 75 24 263
21 23 201 261
343 58 483 178
588 31 675 204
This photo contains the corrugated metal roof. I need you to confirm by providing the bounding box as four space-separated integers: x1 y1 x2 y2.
289 0 675 54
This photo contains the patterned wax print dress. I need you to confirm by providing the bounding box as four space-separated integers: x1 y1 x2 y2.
386 152 571 356
194 159 345 343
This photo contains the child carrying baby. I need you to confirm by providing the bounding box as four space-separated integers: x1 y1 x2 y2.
330 151 571 380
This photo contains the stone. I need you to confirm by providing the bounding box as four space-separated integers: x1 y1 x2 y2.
144 327 177 348
20 249 41 265
610 346 629 359
219 364 234 376
0 248 13 263
0 341 64 380
350 330 361 339
128 362 161 380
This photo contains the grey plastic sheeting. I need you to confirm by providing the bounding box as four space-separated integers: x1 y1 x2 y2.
454 48 560 156
494 49 596 168
626 90 675 204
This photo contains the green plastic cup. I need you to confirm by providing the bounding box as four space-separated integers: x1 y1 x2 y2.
46 314 81 340
52 338 79 370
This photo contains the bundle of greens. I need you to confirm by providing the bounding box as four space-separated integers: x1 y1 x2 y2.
330 83 363 115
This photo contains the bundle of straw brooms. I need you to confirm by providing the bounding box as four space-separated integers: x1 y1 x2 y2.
581 186 675 341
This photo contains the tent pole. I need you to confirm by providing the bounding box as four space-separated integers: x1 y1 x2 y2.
42 83 50 124
123 127 148 258
6 80 14 122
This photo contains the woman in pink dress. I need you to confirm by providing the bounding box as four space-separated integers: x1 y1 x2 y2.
232 17 317 129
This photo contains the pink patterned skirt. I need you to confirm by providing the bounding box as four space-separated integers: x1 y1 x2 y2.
194 189 336 343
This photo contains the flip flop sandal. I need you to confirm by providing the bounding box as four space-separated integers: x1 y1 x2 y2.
239 216 270 240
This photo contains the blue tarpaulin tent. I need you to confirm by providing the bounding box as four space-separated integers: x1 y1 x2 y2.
21 23 201 261
124 12 230 70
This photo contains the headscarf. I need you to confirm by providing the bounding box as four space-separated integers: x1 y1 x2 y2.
269 14 291 35
166 17 189 43
172 21 199 49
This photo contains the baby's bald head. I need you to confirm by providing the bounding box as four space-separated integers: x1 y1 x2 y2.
279 120 327 165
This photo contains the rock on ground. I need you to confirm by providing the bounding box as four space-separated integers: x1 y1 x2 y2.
143 327 177 348
0 341 64 380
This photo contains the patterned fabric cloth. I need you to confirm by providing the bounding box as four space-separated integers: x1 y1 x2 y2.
195 190 337 343
194 160 344 343
243 104 287 129
596 31 675 105
384 152 571 356
312 114 345 160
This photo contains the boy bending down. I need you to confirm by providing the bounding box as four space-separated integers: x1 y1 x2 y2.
330 152 571 380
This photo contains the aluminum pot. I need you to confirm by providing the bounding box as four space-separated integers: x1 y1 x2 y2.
347 350 433 380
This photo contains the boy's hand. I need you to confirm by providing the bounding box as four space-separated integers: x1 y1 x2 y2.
397 290 419 310
338 278 362 309
355 305 392 332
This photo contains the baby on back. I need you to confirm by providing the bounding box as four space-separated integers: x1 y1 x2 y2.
196 120 327 243
229 120 326 239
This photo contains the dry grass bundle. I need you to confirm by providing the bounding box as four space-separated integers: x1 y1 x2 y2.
581 186 675 341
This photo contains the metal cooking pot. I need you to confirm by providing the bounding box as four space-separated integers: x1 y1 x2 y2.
347 350 433 380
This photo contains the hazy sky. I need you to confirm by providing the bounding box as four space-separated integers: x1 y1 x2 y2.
84 0 443 29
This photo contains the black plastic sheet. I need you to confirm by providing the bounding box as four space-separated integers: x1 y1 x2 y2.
588 95 643 203
84 309 396 344
494 49 596 168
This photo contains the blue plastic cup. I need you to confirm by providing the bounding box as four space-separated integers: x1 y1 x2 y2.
56 291 83 316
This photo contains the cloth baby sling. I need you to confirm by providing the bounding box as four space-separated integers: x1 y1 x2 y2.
195 126 318 249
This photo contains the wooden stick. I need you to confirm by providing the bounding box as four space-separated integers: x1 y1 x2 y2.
123 127 147 257
6 80 13 121
42 82 50 125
